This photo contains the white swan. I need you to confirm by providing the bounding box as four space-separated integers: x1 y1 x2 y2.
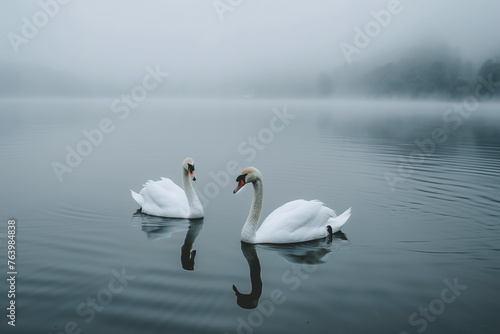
130 158 204 218
233 167 351 244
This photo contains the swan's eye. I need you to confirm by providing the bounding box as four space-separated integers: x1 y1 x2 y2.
236 174 246 184
188 164 195 172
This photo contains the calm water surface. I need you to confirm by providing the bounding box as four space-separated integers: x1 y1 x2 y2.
1 98 499 334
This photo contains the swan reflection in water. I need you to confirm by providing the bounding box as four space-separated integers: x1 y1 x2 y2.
262 231 348 265
132 212 203 270
233 232 349 309
233 243 263 309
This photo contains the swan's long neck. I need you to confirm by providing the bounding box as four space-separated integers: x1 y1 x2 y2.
182 168 202 216
241 178 263 242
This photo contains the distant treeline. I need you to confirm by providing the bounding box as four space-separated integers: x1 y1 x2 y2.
319 45 500 100
362 57 500 99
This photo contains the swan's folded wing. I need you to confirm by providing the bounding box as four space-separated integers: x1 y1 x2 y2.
256 200 334 243
262 200 333 229
140 180 189 217
158 178 186 197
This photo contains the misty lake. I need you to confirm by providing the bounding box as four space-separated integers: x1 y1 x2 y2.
1 98 499 334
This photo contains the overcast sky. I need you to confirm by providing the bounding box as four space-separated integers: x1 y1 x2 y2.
1 0 500 94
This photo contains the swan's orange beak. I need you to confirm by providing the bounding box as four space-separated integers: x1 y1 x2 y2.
233 180 245 194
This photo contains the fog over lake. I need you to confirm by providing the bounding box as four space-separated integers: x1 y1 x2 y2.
1 0 500 98
1 1 499 334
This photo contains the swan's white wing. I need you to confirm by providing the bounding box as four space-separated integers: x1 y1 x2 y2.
255 200 335 244
157 178 186 196
159 178 204 218
138 179 190 218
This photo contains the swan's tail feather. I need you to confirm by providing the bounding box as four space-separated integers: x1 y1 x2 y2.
328 207 351 233
130 190 144 207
